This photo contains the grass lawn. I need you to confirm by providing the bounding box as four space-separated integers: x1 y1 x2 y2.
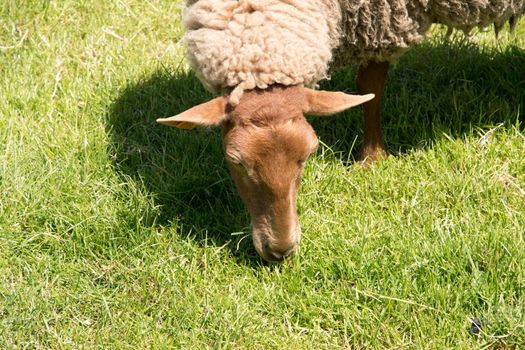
1 1 525 348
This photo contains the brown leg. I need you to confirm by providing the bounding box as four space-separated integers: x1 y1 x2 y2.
356 60 389 163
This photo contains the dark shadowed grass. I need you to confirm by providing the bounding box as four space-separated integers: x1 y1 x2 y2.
314 36 525 160
106 70 257 263
1 1 525 348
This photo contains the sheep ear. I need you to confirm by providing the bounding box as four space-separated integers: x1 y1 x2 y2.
303 88 375 116
156 96 227 129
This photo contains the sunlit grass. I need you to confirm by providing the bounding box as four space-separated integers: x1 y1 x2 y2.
1 1 524 348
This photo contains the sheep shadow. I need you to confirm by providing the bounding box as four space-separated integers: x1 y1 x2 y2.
106 39 524 264
106 70 262 266
312 39 525 160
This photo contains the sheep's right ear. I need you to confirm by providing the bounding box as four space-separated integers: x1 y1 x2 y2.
156 96 227 129
303 88 375 116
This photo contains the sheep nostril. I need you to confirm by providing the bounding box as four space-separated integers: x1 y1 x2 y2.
264 245 297 262
285 246 297 257
266 250 284 262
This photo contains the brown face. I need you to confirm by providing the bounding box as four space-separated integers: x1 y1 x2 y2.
157 85 374 262
221 87 319 261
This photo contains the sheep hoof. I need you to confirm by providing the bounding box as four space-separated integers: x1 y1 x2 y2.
358 146 388 166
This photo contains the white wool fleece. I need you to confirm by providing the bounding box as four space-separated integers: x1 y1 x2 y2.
183 0 341 105
183 0 524 105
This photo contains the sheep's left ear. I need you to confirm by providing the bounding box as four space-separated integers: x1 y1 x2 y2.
303 88 375 116
156 96 227 129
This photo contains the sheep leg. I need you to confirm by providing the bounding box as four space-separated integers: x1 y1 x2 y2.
357 60 389 163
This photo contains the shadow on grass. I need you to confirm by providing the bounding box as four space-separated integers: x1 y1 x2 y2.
106 39 524 263
312 39 525 161
106 70 263 266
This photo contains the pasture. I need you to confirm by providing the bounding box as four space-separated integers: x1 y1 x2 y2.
1 1 524 348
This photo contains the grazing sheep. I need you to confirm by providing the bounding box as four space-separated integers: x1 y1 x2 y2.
158 0 523 261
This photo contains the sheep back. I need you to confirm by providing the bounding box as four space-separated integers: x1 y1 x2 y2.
429 0 524 32
333 0 431 66
182 0 524 102
333 0 524 66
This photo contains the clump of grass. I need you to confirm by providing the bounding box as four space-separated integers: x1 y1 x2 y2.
1 1 524 348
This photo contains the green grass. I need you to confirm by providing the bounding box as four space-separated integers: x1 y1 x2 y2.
1 1 524 348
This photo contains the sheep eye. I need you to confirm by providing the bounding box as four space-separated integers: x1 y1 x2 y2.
227 157 249 174
226 156 241 165
225 150 242 165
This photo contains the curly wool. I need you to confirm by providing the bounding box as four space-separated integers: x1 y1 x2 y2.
183 0 524 104
183 0 340 104
334 0 525 65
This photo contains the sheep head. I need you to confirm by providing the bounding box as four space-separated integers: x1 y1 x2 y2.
157 85 374 262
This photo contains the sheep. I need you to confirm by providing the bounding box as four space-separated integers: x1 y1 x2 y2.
157 0 523 261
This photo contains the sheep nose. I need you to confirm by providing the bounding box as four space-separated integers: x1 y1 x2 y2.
263 244 297 262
